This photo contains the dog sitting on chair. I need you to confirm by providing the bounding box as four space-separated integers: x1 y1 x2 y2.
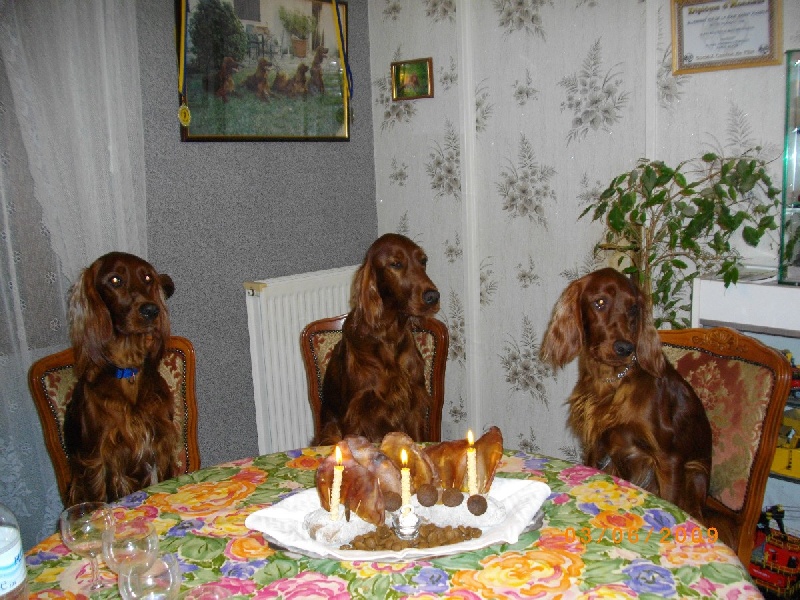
64 251 179 503
314 234 441 446
539 268 712 521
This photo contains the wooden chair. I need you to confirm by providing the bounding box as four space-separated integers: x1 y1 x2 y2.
28 336 201 505
300 315 449 443
659 326 790 565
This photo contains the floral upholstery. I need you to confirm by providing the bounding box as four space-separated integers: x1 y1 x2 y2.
662 344 775 512
307 330 340 390
39 348 193 475
40 365 77 460
158 349 191 473
308 328 437 397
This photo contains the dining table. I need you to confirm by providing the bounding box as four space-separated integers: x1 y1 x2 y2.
25 445 763 599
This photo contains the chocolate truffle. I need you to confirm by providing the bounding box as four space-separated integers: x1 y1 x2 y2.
416 483 438 507
467 494 488 516
383 491 402 512
441 488 464 507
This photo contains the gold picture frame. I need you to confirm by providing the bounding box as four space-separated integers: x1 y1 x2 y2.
391 58 434 101
671 0 782 74
176 0 350 141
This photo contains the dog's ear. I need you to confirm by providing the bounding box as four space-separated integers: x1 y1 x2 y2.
68 263 114 380
635 293 666 377
159 274 175 299
539 278 585 369
350 260 382 330
154 273 172 358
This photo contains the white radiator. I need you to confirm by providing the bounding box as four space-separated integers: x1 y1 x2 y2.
244 265 358 454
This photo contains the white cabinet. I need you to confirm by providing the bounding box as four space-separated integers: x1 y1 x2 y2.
691 274 800 339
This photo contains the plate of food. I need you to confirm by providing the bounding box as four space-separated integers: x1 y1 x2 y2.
244 477 551 561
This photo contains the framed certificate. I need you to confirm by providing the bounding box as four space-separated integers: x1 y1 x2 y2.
671 0 782 74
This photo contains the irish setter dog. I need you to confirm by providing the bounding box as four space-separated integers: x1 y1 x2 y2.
214 56 239 103
64 252 179 504
540 268 711 521
272 63 309 98
308 46 329 95
244 58 273 102
314 234 441 446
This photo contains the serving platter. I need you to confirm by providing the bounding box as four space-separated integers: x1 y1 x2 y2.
245 478 550 562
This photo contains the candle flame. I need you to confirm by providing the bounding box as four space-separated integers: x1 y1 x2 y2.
467 429 474 446
335 445 342 465
400 448 408 466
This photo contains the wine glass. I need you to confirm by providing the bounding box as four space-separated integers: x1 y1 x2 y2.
118 552 181 600
102 517 159 576
59 502 114 591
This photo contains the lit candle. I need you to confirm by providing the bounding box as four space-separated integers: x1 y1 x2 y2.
400 448 411 508
330 446 343 520
466 429 478 495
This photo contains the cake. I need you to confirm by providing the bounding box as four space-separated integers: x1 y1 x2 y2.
306 427 506 548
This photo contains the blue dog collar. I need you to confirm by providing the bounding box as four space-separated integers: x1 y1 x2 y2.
115 367 139 380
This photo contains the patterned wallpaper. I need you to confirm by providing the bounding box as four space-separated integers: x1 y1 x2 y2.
368 0 800 460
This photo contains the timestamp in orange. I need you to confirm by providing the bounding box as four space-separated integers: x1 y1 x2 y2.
562 525 719 545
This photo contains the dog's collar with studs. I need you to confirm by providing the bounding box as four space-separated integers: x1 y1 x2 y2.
114 367 139 381
604 354 637 384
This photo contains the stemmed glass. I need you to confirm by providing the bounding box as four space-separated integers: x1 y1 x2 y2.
102 517 159 576
118 552 181 600
59 502 114 591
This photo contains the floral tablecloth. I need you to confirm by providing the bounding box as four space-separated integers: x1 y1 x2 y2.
26 449 762 599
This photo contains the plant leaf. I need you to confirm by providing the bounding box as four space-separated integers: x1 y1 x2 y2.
742 225 763 246
608 205 626 231
620 191 636 212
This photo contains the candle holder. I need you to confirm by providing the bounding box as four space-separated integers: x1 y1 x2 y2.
392 506 420 541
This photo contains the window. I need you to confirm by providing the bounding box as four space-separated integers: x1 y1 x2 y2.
235 0 259 22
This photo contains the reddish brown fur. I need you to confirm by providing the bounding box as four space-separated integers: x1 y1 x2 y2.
244 58 273 101
308 46 328 95
272 63 309 97
540 268 712 521
215 57 239 102
64 252 179 504
314 234 441 446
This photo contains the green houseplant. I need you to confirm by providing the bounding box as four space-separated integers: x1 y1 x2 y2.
581 150 781 328
278 7 316 57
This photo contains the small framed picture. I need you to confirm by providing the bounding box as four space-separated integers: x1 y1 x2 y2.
671 0 782 74
391 58 434 101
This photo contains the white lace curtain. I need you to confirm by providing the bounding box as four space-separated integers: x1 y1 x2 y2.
0 0 147 549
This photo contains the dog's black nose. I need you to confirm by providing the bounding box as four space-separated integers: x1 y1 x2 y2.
423 289 440 305
613 340 635 357
139 303 160 321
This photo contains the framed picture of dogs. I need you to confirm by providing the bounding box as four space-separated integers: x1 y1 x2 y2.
670 0 782 75
175 0 350 141
391 57 434 101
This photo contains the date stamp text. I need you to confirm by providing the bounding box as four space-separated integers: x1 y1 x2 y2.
561 526 719 545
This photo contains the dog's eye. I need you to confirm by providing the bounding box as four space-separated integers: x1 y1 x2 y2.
389 261 403 269
594 298 606 309
144 274 152 284
109 276 122 288
420 257 428 267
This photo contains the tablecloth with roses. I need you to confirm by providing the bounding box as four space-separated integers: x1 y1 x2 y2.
26 448 761 599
